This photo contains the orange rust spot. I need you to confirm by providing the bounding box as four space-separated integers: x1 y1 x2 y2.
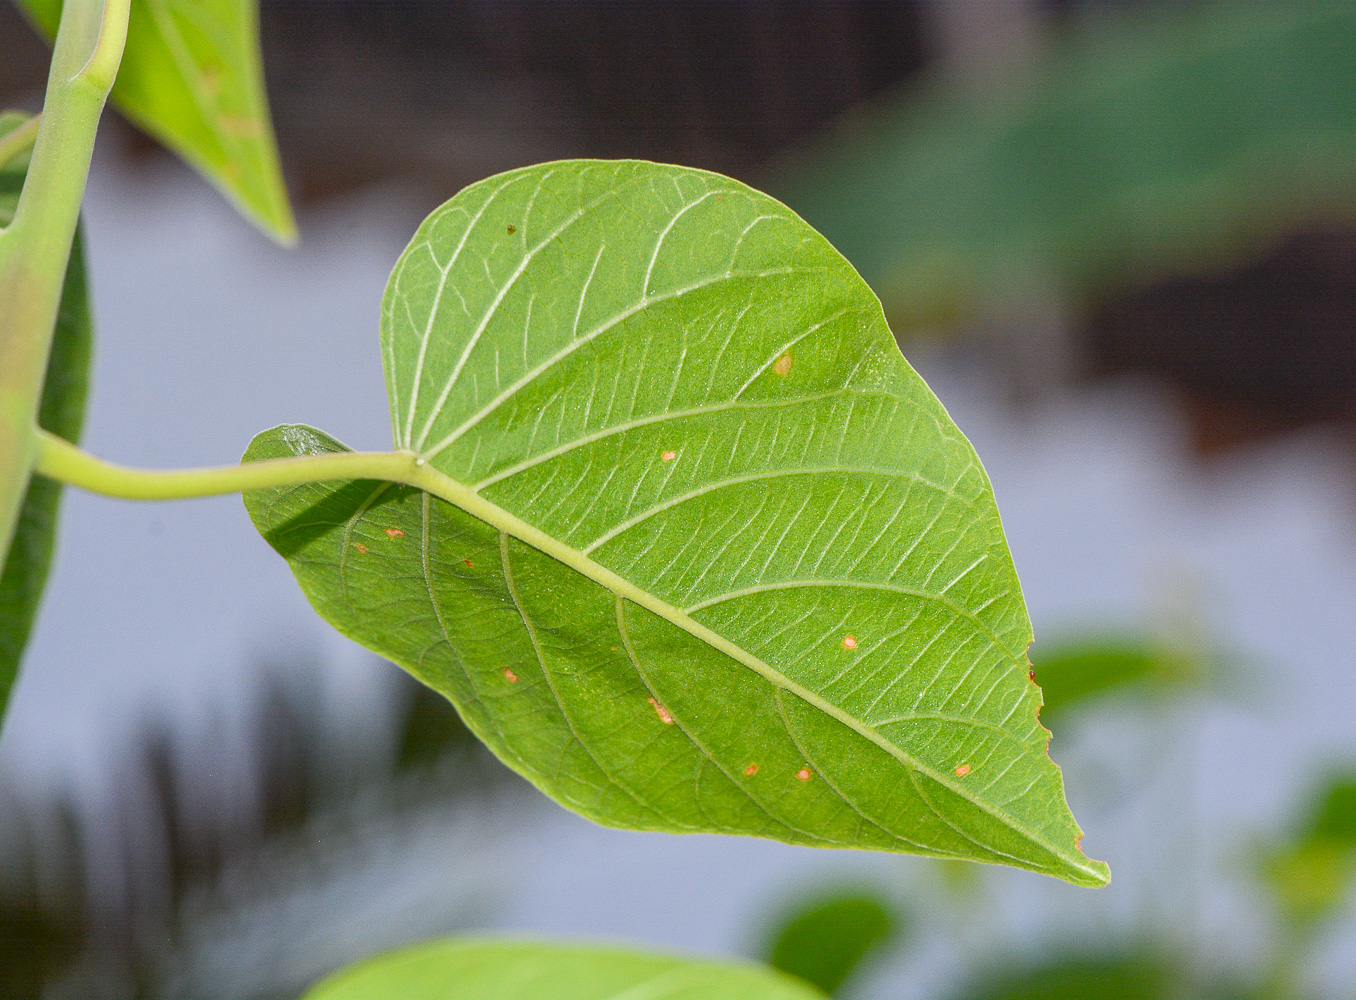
385 528 405 538
955 764 971 777
773 352 793 376
842 634 858 650
504 668 519 683
744 763 759 776
463 559 474 569
1076 835 1084 850
648 697 675 725
218 114 263 138
661 450 677 462
507 224 516 234
354 543 368 554
796 768 812 782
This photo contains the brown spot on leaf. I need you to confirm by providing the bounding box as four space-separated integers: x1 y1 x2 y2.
648 697 675 725
955 764 971 777
385 528 404 538
661 450 677 462
218 114 263 138
506 224 516 234
796 768 812 781
1029 668 1036 681
773 352 793 376
842 634 858 650
504 668 519 683
463 559 474 569
744 763 759 776
354 544 368 554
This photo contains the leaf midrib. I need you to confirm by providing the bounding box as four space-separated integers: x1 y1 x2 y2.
394 458 1102 883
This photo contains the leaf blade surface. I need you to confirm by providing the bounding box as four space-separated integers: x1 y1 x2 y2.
303 939 826 1000
245 161 1107 885
15 0 295 241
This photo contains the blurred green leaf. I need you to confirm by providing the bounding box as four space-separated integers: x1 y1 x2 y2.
303 939 827 1000
244 160 1107 886
763 890 899 996
1261 773 1356 926
775 1 1356 328
0 111 92 726
14 0 295 242
957 954 1178 1000
1031 637 1203 720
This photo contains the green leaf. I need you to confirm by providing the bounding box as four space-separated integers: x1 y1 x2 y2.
0 112 93 725
1261 773 1356 926
958 953 1179 1000
1031 636 1203 720
244 160 1108 886
774 1 1356 328
14 0 295 243
763 890 899 996
303 939 826 1000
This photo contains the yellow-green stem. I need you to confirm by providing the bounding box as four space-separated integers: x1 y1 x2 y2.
34 429 424 500
0 0 130 566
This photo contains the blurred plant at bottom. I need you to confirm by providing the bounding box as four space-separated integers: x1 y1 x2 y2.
0 656 528 1000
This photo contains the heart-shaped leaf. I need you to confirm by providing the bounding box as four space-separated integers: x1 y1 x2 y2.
15 0 295 242
244 160 1107 886
303 939 826 1000
0 112 93 724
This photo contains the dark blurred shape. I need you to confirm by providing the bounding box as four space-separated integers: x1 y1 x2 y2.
2 1 933 199
1031 636 1204 720
0 657 513 998
776 1 1356 326
954 953 1181 1000
762 889 900 996
0 2 47 107
258 0 932 201
1086 228 1356 455
1261 771 1356 928
396 679 476 772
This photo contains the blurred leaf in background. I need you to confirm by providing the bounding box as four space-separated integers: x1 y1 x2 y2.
0 110 92 727
1031 635 1207 722
773 1 1356 331
1261 772 1356 928
761 889 901 996
954 953 1183 1000
12 0 295 242
304 939 828 1000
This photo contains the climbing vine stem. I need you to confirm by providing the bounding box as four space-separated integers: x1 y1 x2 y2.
0 0 130 565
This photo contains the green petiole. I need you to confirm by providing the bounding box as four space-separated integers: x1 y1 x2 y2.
34 429 424 501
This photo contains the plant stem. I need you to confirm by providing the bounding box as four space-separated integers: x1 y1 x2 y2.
0 0 129 565
34 430 424 500
0 116 40 173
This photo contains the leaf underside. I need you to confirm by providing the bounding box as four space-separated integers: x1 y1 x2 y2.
15 0 295 242
303 939 826 1000
244 160 1107 886
0 112 93 723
